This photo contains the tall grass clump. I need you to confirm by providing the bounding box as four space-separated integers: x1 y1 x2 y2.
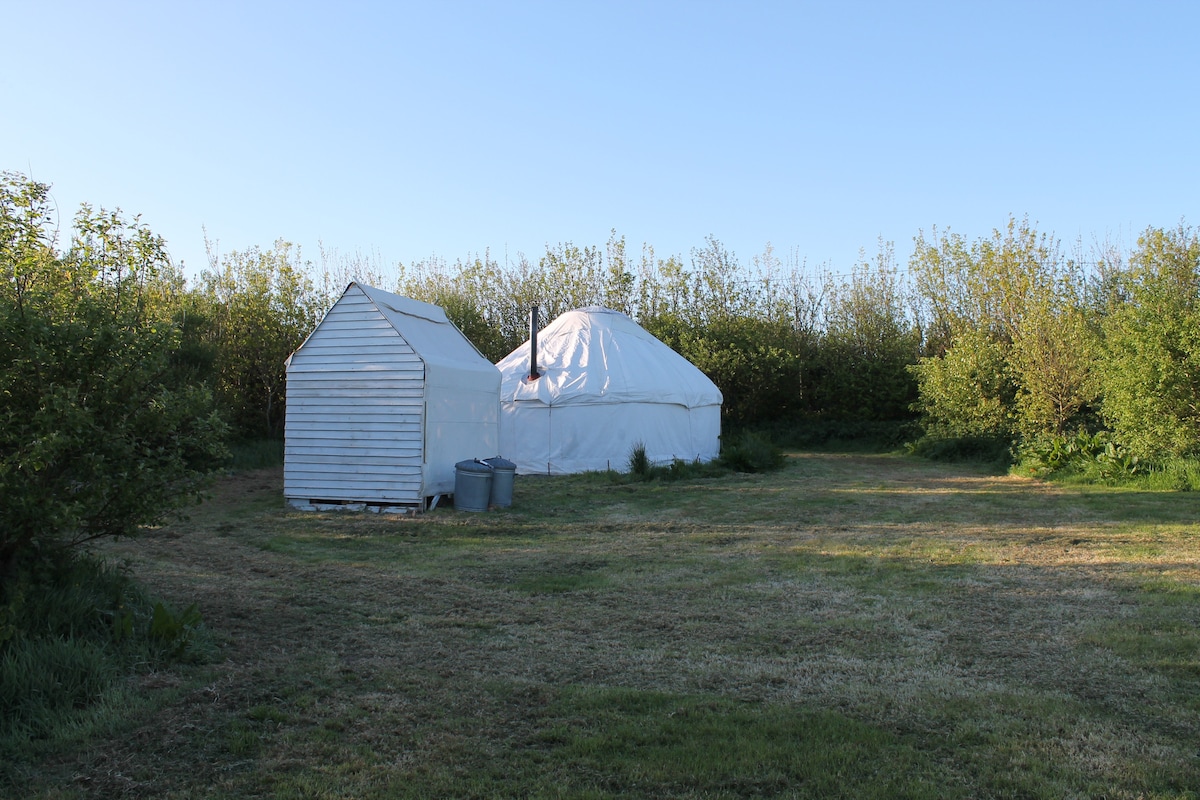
0 553 207 743
627 441 651 477
1141 459 1200 491
625 442 726 482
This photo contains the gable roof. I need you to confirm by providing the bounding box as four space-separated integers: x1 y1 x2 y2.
288 283 497 391
355 283 491 371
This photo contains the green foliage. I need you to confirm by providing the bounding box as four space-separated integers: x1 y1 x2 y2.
148 601 203 660
909 327 1015 439
0 553 206 740
198 238 325 439
719 431 786 473
0 172 229 574
625 441 725 482
910 215 1064 346
650 313 809 424
906 434 1012 467
1016 430 1152 482
810 244 922 421
0 636 116 738
1016 430 1109 477
1009 302 1098 437
1096 224 1200 459
752 419 920 451
908 217 1099 448
228 438 286 470
627 441 651 477
1137 459 1200 491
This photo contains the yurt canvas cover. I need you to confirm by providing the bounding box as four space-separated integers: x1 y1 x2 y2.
496 307 722 474
285 283 499 507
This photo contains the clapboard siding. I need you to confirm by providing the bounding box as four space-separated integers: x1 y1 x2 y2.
283 481 423 502
299 321 395 338
286 379 424 396
284 285 427 504
285 472 424 489
287 426 422 438
286 420 423 434
285 408 422 422
285 443 422 459
286 386 425 400
284 472 424 491
285 453 423 468
286 408 421 422
289 351 420 366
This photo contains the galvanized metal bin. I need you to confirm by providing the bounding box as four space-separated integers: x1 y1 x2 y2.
453 459 493 512
483 456 517 508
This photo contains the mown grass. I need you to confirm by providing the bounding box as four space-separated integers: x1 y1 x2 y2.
5 452 1200 799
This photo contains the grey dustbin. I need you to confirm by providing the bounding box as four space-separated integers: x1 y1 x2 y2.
454 459 493 512
483 457 517 508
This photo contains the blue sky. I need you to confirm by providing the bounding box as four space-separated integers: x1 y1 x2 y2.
4 1 1196 279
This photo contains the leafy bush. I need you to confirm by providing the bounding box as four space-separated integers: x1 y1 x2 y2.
907 434 1013 468
1016 431 1150 481
1096 224 1200 459
719 432 786 473
1 173 228 576
1017 431 1108 477
751 419 919 452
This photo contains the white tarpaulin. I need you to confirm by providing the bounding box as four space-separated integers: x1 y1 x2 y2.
496 307 722 474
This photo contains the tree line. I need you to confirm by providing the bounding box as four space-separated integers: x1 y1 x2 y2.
5 168 1200 575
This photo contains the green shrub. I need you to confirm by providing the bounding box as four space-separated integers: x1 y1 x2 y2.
748 419 919 452
907 434 1013 468
719 432 786 473
1017 430 1107 477
1016 431 1156 483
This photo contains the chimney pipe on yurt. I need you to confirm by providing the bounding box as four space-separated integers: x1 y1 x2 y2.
528 305 541 381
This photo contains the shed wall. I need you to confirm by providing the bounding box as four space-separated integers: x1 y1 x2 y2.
284 288 426 504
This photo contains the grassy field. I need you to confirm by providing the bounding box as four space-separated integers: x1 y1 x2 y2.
7 452 1200 799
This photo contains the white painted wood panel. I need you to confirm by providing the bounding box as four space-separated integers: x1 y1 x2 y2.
284 478 424 494
286 387 425 399
285 443 422 458
284 285 427 505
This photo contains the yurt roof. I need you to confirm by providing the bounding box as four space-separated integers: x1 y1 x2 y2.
497 307 722 408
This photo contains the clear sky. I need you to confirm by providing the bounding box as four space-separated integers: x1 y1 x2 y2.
3 1 1196 280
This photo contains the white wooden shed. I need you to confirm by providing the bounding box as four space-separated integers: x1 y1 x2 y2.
284 283 500 510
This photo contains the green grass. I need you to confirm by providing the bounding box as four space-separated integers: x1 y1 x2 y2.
6 454 1200 799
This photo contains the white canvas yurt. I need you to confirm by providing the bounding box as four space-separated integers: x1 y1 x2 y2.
284 283 500 510
496 307 722 475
